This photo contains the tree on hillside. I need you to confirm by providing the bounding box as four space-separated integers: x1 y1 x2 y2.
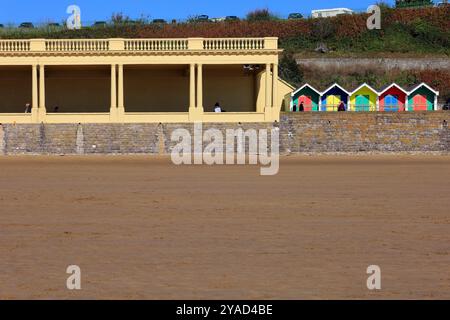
279 52 304 87
246 9 279 21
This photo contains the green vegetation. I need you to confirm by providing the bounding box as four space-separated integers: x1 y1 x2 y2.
395 0 434 8
246 9 280 22
0 7 448 57
279 52 304 87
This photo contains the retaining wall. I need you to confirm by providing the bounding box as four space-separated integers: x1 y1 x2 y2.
0 112 448 155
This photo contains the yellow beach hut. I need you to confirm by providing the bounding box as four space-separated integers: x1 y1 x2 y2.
349 83 379 112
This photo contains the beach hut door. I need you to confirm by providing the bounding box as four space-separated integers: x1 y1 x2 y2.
413 95 427 111
355 95 370 111
326 95 340 111
299 95 312 111
385 95 398 112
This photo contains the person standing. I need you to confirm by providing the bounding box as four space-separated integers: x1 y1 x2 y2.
299 102 305 112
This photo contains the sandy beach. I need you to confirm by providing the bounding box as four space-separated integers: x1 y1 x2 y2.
0 155 449 299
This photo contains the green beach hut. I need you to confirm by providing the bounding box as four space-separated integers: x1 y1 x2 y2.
407 83 439 111
290 84 321 112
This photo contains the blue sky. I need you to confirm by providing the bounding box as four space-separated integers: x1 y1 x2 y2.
0 0 404 24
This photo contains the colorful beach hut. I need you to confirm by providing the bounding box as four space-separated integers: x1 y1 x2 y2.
320 83 350 112
349 83 379 112
290 84 321 112
378 83 408 112
407 83 439 111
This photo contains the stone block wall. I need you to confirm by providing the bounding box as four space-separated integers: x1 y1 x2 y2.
279 112 449 153
0 112 448 155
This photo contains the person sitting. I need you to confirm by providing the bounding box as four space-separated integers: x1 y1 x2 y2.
24 103 32 113
214 102 222 113
337 101 346 112
292 104 297 112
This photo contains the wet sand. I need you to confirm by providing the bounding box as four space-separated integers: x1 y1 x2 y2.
0 155 449 299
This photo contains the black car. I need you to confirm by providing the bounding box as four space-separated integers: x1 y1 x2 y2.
19 22 34 28
93 21 107 27
196 15 209 22
288 13 303 20
152 19 167 24
225 16 240 22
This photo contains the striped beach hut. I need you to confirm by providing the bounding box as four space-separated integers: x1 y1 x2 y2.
407 83 439 111
290 84 321 112
320 83 350 111
349 83 379 112
378 83 408 112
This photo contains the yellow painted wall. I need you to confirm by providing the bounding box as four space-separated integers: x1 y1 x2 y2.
203 65 256 112
0 67 32 113
349 87 377 112
124 65 189 112
46 66 110 113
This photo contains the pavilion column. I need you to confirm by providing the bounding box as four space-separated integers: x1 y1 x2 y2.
38 64 46 121
110 64 117 121
117 64 124 120
272 63 278 120
31 64 39 122
190 63 203 121
189 63 196 116
196 64 203 111
265 63 272 120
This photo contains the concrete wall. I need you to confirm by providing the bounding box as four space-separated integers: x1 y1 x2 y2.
296 58 450 71
1 112 448 155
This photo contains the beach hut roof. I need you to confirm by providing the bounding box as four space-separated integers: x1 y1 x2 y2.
350 83 379 95
321 83 350 95
378 83 409 95
407 82 439 96
291 83 321 97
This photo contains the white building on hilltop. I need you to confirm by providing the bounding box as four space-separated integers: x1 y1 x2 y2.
311 8 354 18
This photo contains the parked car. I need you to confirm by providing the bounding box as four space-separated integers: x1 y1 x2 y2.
19 22 34 28
93 21 107 27
0 24 4 28
196 15 209 22
288 13 303 19
152 19 167 24
47 23 60 27
225 16 240 22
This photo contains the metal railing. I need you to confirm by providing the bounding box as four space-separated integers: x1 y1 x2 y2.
353 105 375 112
